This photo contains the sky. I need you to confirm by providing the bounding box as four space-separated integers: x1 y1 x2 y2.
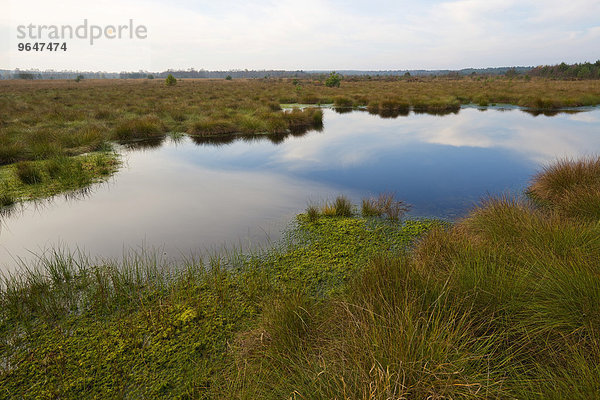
1 0 599 72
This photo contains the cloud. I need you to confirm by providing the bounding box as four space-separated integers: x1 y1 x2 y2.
2 0 599 71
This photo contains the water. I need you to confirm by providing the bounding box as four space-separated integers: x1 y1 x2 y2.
2 106 600 270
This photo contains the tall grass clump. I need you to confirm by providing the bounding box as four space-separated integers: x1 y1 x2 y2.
305 204 320 222
321 195 353 217
362 193 411 220
114 115 166 140
380 98 410 112
188 118 238 135
361 197 383 217
15 161 43 184
527 157 600 219
333 96 354 108
283 108 323 131
229 255 506 399
0 183 15 207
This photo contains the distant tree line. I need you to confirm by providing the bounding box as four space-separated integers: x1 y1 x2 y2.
529 61 600 80
0 69 119 80
3 63 599 81
118 69 311 79
1 67 535 81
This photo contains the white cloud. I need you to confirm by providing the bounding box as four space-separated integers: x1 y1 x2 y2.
2 0 599 71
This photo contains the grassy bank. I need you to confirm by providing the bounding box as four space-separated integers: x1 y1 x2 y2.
1 157 600 398
0 152 119 210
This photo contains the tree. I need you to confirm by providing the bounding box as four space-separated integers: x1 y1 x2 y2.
577 66 592 79
225 75 232 80
325 71 341 87
165 74 177 86
74 75 84 82
16 72 34 80
505 68 519 78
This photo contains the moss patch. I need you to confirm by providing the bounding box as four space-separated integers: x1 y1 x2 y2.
0 152 119 208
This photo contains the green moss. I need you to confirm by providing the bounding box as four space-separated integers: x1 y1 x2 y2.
0 152 119 207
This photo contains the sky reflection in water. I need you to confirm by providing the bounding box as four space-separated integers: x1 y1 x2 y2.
1 107 599 270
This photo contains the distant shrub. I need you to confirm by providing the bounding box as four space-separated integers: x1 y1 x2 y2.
225 75 233 81
165 74 177 86
74 75 84 82
325 72 342 88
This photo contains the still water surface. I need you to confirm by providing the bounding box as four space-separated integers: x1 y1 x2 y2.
1 107 599 270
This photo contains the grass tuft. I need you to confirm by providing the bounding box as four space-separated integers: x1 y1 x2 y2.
114 115 166 140
305 204 320 222
322 195 353 217
362 193 411 220
527 157 600 220
15 161 43 185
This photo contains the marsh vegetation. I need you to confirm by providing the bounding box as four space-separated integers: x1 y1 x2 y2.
1 77 599 207
1 157 599 398
1 76 600 398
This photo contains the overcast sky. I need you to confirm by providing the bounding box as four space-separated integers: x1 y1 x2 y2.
2 0 599 72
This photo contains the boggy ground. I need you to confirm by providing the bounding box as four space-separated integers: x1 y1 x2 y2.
1 157 599 399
